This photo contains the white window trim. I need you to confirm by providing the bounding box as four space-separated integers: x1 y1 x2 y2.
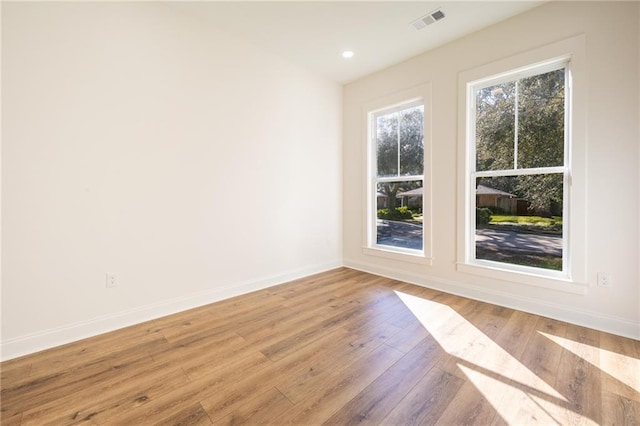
457 35 587 293
362 84 433 265
469 59 570 280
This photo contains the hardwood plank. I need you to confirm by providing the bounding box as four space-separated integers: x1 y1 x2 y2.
519 316 568 386
434 379 501 425
554 323 603 425
267 268 358 298
601 391 640 425
493 316 570 425
465 310 539 387
2 348 154 416
329 275 392 300
0 412 22 426
216 387 293 425
156 303 286 344
197 327 356 420
599 331 640 401
196 365 279 422
268 269 366 307
0 362 31 388
432 301 503 380
184 349 270 382
7 320 162 381
379 366 464 425
238 312 329 349
324 335 445 425
153 403 213 426
281 343 405 425
274 323 396 404
149 330 247 367
108 350 274 424
460 300 514 341
233 305 319 341
384 318 433 354
492 309 538 356
280 290 355 318
20 365 190 425
258 296 378 361
151 311 223 343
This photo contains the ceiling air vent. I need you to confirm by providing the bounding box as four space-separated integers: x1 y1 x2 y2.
411 9 446 30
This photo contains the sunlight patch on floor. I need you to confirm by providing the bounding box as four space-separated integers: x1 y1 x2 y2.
395 291 597 425
457 363 564 424
540 331 640 393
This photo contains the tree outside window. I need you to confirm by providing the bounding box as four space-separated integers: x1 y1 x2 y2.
472 65 568 272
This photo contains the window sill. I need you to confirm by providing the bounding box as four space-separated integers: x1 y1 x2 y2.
363 246 432 266
456 262 587 295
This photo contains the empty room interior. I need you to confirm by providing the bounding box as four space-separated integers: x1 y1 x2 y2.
1 1 639 424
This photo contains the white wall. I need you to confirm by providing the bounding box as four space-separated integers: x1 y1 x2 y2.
344 1 640 339
1 2 343 360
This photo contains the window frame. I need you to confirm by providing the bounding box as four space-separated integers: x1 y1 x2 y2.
457 36 587 294
363 84 432 264
468 60 570 279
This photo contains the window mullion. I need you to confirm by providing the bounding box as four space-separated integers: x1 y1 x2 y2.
396 112 401 177
475 166 565 178
377 175 424 183
514 79 519 169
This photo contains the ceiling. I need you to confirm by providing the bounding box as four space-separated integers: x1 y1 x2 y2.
167 1 546 84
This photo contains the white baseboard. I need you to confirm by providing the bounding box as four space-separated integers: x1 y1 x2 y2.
0 261 342 361
344 258 640 341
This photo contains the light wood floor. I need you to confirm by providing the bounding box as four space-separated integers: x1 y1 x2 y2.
1 268 639 425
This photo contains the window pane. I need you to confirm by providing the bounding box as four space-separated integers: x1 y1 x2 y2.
476 82 515 171
376 112 398 177
475 174 563 271
518 69 565 168
376 180 423 250
399 106 424 176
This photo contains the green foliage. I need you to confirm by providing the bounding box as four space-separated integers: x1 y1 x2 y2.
476 82 515 171
375 105 424 211
376 106 424 177
475 69 565 214
476 208 492 225
486 206 505 215
377 206 414 221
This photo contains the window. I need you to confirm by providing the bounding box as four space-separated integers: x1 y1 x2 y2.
458 36 589 292
372 102 424 253
458 37 588 292
468 62 569 278
364 86 431 263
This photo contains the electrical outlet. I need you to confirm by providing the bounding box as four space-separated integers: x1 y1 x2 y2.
597 272 611 288
106 272 119 288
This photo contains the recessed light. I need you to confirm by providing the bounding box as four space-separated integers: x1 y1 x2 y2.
341 50 354 59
